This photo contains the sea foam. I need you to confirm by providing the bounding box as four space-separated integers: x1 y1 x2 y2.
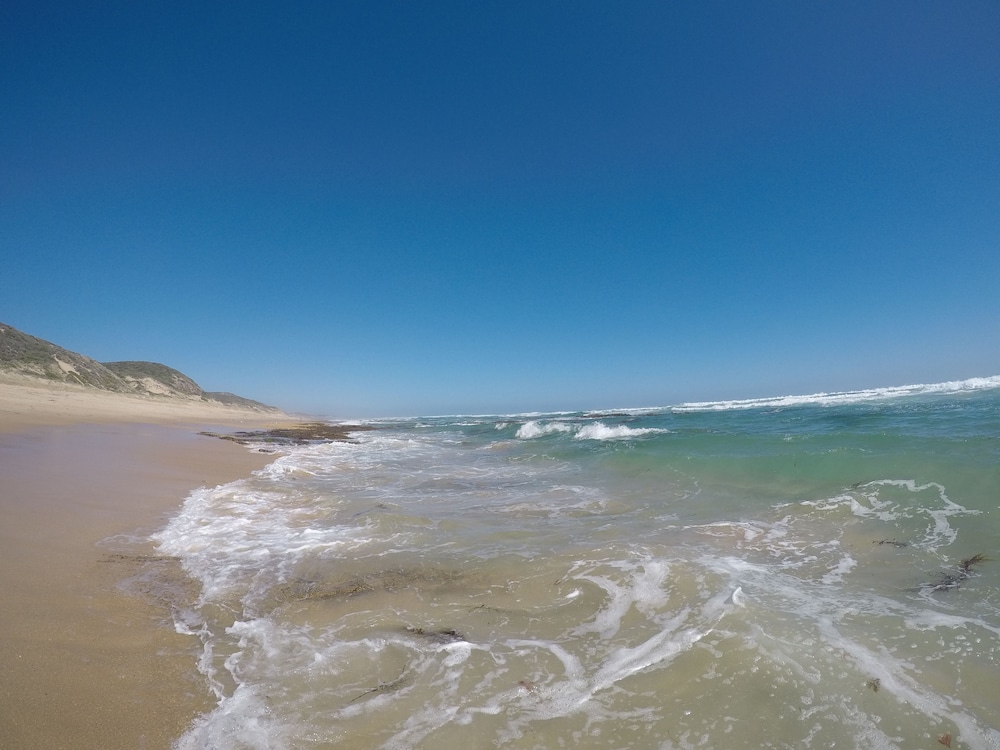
673 375 1000 412
149 384 1000 750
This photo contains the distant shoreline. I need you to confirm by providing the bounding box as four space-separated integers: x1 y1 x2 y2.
0 372 291 432
0 378 301 748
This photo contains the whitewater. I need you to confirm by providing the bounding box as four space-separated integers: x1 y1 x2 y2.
145 377 1000 748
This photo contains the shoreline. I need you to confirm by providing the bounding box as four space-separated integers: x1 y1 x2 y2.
0 379 298 749
0 373 294 432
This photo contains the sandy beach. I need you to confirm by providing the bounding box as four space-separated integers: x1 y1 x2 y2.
0 377 293 749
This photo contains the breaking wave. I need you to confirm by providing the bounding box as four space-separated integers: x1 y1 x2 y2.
673 376 1000 413
516 420 667 441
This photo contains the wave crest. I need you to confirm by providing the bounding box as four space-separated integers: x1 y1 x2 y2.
516 420 574 439
515 420 667 441
673 376 1000 413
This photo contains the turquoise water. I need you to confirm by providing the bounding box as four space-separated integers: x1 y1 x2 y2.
154 378 1000 749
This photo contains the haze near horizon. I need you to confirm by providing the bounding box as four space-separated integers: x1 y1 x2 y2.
3 2 998 417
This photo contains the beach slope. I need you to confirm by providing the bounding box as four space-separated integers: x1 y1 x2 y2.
0 379 294 749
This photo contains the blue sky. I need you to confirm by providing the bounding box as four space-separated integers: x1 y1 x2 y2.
3 1 999 417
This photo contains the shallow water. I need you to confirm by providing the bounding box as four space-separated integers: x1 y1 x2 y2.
151 378 1000 749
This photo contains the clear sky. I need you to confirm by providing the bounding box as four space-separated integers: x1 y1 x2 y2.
3 1 999 417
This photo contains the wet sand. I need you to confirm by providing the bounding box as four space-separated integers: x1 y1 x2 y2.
0 380 293 749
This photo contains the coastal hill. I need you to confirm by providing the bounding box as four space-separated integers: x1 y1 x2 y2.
0 322 279 413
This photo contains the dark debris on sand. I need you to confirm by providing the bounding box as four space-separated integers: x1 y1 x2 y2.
405 626 465 644
923 553 993 592
200 421 374 447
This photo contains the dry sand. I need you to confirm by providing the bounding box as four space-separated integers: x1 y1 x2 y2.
0 378 297 749
0 372 292 431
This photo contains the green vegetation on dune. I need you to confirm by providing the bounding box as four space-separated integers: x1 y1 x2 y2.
0 323 126 390
103 361 204 396
202 391 275 409
0 322 279 412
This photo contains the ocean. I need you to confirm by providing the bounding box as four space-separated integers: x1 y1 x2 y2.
151 378 1000 749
